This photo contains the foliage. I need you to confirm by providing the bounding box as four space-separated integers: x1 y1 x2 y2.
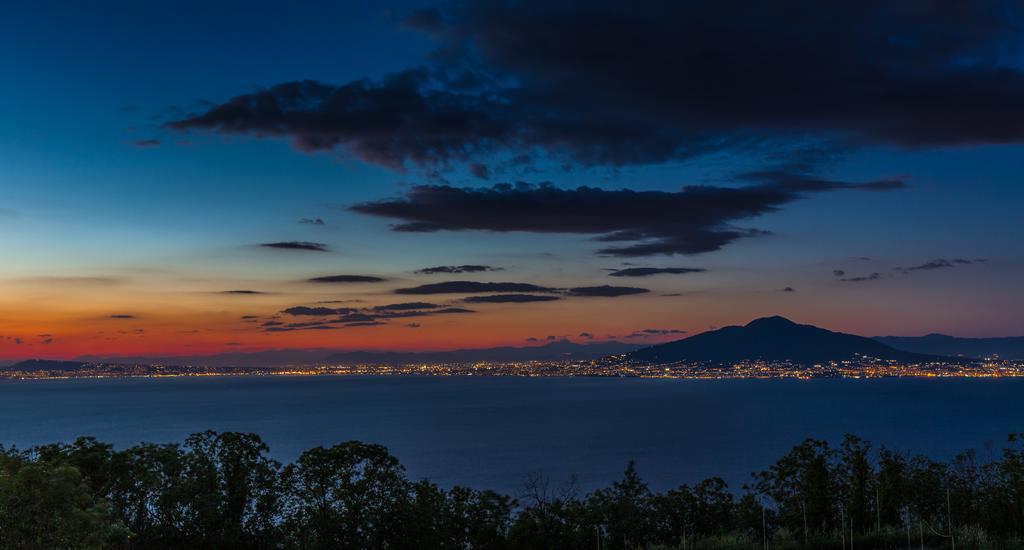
3 433 1024 548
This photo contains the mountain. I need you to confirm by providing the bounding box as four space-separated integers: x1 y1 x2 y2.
75 349 339 368
874 334 1024 360
321 340 641 364
74 340 642 368
627 316 940 364
2 359 89 372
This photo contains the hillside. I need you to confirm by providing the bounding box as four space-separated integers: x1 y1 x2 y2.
628 316 939 364
874 334 1024 360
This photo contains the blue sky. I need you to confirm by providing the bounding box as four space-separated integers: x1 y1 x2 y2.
2 1 1022 359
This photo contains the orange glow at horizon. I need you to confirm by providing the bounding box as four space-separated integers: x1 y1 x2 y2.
2 270 1014 362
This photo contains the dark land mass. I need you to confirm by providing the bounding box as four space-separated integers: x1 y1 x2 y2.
321 340 641 364
874 333 1024 360
58 340 642 370
628 316 946 364
0 359 89 372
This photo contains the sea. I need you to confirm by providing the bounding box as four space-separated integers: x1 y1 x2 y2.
1 376 1021 495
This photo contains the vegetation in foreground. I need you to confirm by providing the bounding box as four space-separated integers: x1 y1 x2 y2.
3 432 1024 549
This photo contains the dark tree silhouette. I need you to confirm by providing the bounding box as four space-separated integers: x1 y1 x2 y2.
3 431 1024 548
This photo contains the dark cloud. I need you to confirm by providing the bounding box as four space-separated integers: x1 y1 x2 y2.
260 241 328 252
169 70 513 169
373 302 441 311
109 314 135 319
897 258 986 273
282 306 357 316
415 264 501 274
308 274 386 283
170 1 1024 168
633 328 687 336
901 259 956 272
432 307 475 314
840 272 881 283
220 290 265 295
526 337 539 342
285 321 339 329
266 325 338 332
240 315 259 319
273 303 473 332
832 270 846 277
462 294 561 303
387 281 648 299
578 332 594 339
395 281 557 294
781 287 796 292
406 323 422 328
469 163 490 180
132 138 161 148
299 218 326 225
566 285 649 297
352 175 903 256
607 267 705 277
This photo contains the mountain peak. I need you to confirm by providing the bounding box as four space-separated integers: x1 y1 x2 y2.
628 316 936 364
745 315 799 328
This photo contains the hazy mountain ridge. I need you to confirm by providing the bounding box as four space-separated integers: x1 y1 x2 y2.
0 359 89 372
628 316 943 364
321 340 641 364
874 334 1024 360
30 340 643 369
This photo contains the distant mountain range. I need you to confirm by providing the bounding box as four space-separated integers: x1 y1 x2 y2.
320 340 640 364
9 318 1015 372
873 334 1024 360
627 316 942 364
50 340 641 370
0 359 90 372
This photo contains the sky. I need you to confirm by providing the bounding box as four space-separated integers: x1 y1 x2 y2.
2 0 1023 361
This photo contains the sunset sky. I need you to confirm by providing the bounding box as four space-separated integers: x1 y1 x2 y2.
2 0 1023 362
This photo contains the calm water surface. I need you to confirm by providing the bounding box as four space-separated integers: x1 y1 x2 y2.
1 376 1021 494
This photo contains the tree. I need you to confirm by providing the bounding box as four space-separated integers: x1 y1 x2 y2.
444 486 514 549
282 441 410 549
837 435 874 533
0 459 127 549
692 477 735 536
106 442 189 547
586 460 652 548
905 454 948 526
177 431 282 548
734 491 774 542
650 483 696 545
752 438 836 536
991 433 1024 534
508 473 591 549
